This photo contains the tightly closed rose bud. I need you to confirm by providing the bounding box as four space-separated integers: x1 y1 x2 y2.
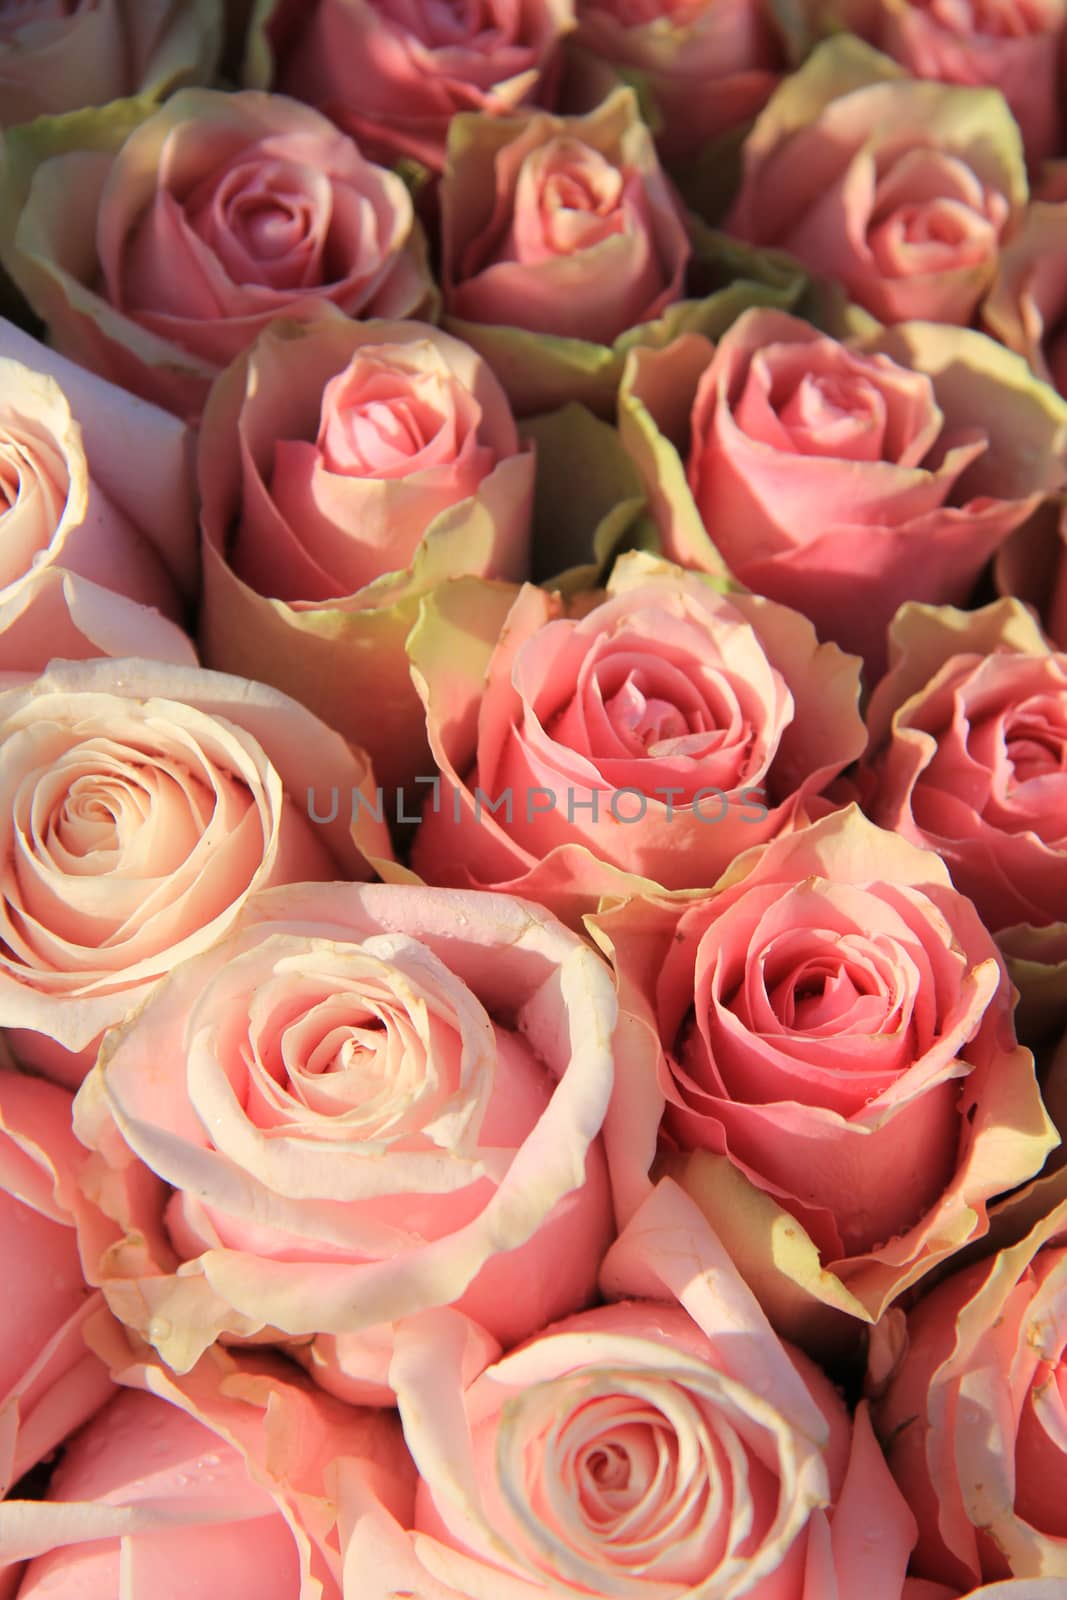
728 36 1026 326
0 0 222 126
72 882 615 1392
347 1181 917 1599
872 1186 1067 1587
409 552 865 923
0 658 390 1089
198 314 533 792
0 88 433 418
246 0 575 171
0 1062 114 1499
573 0 782 159
619 308 1067 674
824 0 1066 169
590 808 1055 1349
0 1331 414 1600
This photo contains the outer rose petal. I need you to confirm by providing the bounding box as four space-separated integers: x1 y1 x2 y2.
0 571 196 678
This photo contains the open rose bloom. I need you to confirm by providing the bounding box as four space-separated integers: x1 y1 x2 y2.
72 883 615 1391
409 551 865 921
590 808 1055 1348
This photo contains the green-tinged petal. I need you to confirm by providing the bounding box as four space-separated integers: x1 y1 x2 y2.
1000 924 1067 1047
240 0 280 87
744 34 907 163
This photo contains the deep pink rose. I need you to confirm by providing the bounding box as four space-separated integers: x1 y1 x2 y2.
72 883 615 1396
347 1181 916 1599
0 1064 113 1499
835 0 1065 168
620 308 1067 674
1 88 432 418
0 659 390 1089
728 35 1026 326
410 553 864 922
590 808 1055 1335
0 1334 414 1600
574 0 781 158
872 1190 1067 1587
442 88 689 346
0 0 221 125
259 0 575 171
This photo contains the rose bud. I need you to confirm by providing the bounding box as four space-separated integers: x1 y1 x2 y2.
619 307 1067 676
0 87 434 418
72 882 615 1394
728 35 1026 327
244 0 575 172
589 807 1055 1352
0 657 390 1088
198 314 533 793
409 551 865 923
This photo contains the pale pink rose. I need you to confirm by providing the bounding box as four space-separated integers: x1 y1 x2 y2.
345 1180 916 1599
198 314 533 794
630 308 1067 673
0 0 221 126
0 1331 414 1600
589 808 1055 1331
443 89 689 346
259 0 576 171
862 599 1067 945
728 36 1026 326
72 883 615 1392
410 553 865 922
0 318 196 633
0 658 390 1090
872 1191 1067 1587
836 0 1066 169
0 571 195 678
574 0 781 158
2 89 433 419
0 1063 113 1499
983 171 1067 398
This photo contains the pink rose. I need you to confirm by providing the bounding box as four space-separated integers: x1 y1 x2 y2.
198 314 533 793
410 552 865 923
0 318 196 643
347 1180 916 1599
872 1188 1067 1587
0 1332 414 1600
0 1063 113 1499
0 0 221 125
728 36 1026 326
573 0 781 158
620 308 1067 674
0 88 433 418
861 598 1067 971
832 0 1066 169
0 658 390 1089
442 88 689 347
983 172 1067 398
72 883 615 1394
254 0 575 171
589 807 1055 1344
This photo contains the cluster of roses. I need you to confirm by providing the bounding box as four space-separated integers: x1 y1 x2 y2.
5 2 1067 1599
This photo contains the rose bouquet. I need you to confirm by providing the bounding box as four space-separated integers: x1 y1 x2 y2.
3 4 1067 1597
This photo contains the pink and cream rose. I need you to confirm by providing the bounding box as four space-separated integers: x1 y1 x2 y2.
872 1189 1067 1587
0 1333 414 1600
0 658 389 1090
589 807 1055 1342
198 313 533 793
983 167 1067 398
441 88 690 348
345 1180 916 1599
72 882 615 1396
0 88 433 418
619 307 1067 674
573 0 782 159
410 552 865 922
0 0 221 126
253 0 575 171
728 35 1026 326
0 1062 113 1500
